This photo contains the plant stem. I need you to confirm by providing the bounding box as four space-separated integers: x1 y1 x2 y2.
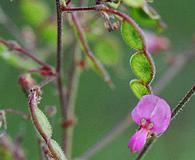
78 116 131 160
135 135 156 160
171 85 195 119
28 87 60 160
55 0 69 153
62 5 156 81
0 39 49 67
61 5 146 47
66 43 81 158
71 12 113 87
135 84 195 160
4 108 30 119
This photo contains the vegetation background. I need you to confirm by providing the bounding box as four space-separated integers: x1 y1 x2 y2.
0 0 195 159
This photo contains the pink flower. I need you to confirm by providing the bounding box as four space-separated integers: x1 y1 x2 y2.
145 32 170 54
128 95 171 153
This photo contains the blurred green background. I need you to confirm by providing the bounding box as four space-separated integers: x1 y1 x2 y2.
0 0 195 160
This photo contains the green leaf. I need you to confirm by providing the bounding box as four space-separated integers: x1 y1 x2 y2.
130 52 154 83
130 8 158 29
50 139 67 160
121 21 144 50
93 36 120 66
107 1 121 9
41 24 57 45
142 4 160 20
123 0 145 8
34 107 52 138
0 44 36 70
130 79 152 99
20 0 49 27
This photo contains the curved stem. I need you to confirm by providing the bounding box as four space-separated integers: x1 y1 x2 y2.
61 5 146 48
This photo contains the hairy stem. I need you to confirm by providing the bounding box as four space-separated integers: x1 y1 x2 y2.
55 0 68 153
28 87 60 160
171 85 195 118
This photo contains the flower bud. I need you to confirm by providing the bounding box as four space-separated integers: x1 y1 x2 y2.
145 32 170 54
39 65 55 76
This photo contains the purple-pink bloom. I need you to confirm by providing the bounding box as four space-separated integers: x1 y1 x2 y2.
144 32 170 54
128 94 171 153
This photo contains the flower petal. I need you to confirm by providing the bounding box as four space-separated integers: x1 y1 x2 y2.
128 128 148 153
131 94 171 135
149 97 171 134
131 94 160 125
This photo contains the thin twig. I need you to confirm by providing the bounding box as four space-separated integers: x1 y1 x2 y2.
78 116 131 160
71 12 113 87
77 51 194 160
171 85 195 119
65 43 81 158
39 76 57 89
0 39 49 67
4 108 30 119
55 0 69 154
61 5 146 47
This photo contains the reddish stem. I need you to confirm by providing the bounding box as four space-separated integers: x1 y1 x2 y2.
71 12 113 87
0 39 49 67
